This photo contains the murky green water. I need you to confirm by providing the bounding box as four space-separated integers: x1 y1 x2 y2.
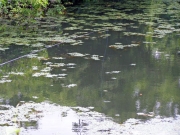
0 1 180 134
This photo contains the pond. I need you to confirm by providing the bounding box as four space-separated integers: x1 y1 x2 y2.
0 0 180 135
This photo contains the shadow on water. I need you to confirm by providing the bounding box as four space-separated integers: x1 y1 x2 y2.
0 0 180 134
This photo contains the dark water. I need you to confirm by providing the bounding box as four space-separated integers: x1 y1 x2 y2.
0 1 180 133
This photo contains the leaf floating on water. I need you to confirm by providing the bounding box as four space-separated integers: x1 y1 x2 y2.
118 44 139 48
115 43 122 45
71 40 84 46
137 112 154 117
32 66 38 70
124 32 146 36
45 74 58 78
90 37 97 40
115 114 120 117
130 63 136 66
100 34 111 38
51 36 76 43
9 72 24 76
105 71 121 74
109 45 124 49
173 29 180 32
61 69 67 71
49 63 66 67
71 42 82 46
87 106 94 110
27 54 38 58
37 57 49 60
103 100 111 103
59 74 67 77
30 50 39 53
105 72 111 74
41 67 52 72
112 71 121 73
0 47 9 51
110 43 139 50
112 26 126 31
143 41 156 44
164 54 170 57
66 63 76 66
2 75 9 78
63 33 70 36
67 66 76 68
157 24 175 30
32 71 65 78
64 26 83 30
145 22 154 26
68 52 86 57
67 84 77 88
91 55 100 60
44 62 53 65
131 26 138 29
31 43 45 48
0 79 12 83
154 29 173 37
32 96 38 99
129 44 139 47
52 57 65 60
62 84 77 88
32 72 50 77
58 77 66 79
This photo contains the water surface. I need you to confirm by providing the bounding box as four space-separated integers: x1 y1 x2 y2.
0 1 180 134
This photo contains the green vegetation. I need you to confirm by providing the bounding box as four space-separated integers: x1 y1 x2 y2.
0 0 65 17
0 0 102 17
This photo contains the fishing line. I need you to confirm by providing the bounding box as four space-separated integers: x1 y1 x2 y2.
100 28 109 98
0 31 95 67
102 29 109 62
0 42 62 66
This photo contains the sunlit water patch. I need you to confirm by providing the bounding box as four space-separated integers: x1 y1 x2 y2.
0 102 179 135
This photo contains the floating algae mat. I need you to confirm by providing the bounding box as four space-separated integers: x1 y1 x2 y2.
0 102 179 135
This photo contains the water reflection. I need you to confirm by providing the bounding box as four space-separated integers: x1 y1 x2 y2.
0 0 180 133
